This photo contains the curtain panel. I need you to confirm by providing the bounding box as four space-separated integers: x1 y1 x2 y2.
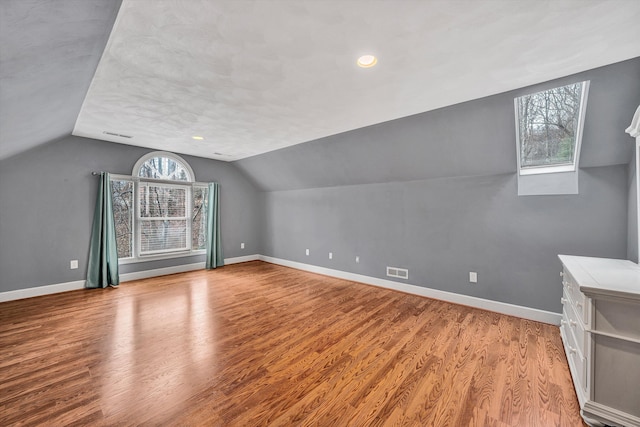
86 172 120 288
206 182 224 269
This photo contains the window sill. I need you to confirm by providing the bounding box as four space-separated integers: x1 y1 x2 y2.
519 164 575 176
118 250 206 265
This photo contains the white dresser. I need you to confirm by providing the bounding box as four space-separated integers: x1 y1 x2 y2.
558 255 640 427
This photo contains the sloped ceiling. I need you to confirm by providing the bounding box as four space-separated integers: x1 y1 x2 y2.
72 0 640 161
0 0 122 160
1 0 639 166
235 58 640 192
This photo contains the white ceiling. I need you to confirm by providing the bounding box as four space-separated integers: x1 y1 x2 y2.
72 0 640 162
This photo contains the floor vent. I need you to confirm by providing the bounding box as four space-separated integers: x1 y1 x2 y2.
386 266 409 280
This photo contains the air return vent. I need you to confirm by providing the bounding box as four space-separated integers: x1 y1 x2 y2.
386 266 409 280
103 131 133 139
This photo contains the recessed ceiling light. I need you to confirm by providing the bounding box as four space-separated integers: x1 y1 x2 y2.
192 136 204 140
357 55 377 68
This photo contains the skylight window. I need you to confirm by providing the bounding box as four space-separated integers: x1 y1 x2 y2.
515 81 589 176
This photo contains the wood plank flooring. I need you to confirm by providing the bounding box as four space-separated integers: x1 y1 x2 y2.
0 261 585 426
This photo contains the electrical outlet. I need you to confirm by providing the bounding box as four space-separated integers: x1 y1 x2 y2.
241 242 245 249
305 249 310 256
329 252 333 259
70 260 78 270
355 256 360 263
469 272 478 283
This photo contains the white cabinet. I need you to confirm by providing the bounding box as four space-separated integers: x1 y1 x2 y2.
559 255 640 427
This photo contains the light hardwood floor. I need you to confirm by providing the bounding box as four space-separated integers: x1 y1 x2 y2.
0 261 584 426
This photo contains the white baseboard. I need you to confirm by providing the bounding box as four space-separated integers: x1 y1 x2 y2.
0 280 85 303
0 255 261 303
119 254 260 282
120 262 206 282
259 255 562 325
0 254 561 326
225 254 260 264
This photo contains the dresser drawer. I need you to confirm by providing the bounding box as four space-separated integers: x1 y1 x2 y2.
560 322 587 395
559 254 640 427
567 335 587 395
561 269 589 325
562 297 587 356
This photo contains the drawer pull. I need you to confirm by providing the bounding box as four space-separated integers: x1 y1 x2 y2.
569 346 577 354
576 302 583 309
570 320 577 327
561 297 568 305
562 281 568 286
560 272 564 277
561 320 568 326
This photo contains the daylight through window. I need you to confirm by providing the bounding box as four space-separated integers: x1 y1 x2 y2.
515 81 589 174
110 152 208 262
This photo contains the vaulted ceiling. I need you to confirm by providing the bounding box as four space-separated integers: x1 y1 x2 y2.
0 0 122 160
1 0 640 163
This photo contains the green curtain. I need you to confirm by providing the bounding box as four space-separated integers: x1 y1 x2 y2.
86 172 120 288
206 182 224 269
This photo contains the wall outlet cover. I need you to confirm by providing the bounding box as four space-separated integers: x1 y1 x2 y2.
469 272 478 283
70 260 79 269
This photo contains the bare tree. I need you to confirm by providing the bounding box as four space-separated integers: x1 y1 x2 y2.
518 82 583 168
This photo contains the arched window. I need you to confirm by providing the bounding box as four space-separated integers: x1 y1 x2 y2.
111 152 208 262
133 151 195 182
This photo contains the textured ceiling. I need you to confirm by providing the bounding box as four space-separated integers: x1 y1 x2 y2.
2 1 639 163
72 0 640 161
235 58 640 192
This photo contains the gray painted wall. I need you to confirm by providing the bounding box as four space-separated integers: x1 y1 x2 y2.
1 55 636 319
0 136 262 293
0 0 122 160
628 149 638 263
261 166 627 313
241 59 639 314
236 58 640 192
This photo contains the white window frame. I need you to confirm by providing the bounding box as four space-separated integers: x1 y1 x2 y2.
514 81 590 176
514 81 590 196
133 151 195 182
112 152 209 264
137 181 191 257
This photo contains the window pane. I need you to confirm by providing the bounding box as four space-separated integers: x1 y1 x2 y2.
139 185 187 218
192 186 208 250
111 179 133 258
138 156 191 181
517 82 583 168
140 219 188 254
